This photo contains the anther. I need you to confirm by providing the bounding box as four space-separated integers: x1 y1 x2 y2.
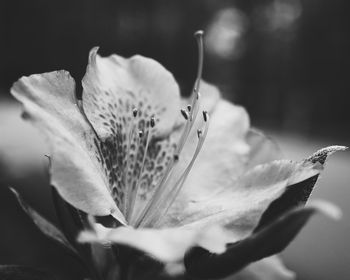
197 129 203 139
187 105 192 112
132 108 138 118
203 111 209 122
173 154 179 162
194 30 204 38
181 109 189 120
150 116 156 128
138 130 144 138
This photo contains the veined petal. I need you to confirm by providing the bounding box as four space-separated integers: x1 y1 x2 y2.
162 159 322 236
178 99 250 201
11 71 125 223
78 224 235 263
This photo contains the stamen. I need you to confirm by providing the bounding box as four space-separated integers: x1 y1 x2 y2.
138 130 144 138
172 30 205 156
203 110 209 122
145 113 210 227
181 109 189 120
132 30 207 227
132 108 138 118
128 118 154 223
134 151 179 227
150 116 156 128
123 108 138 215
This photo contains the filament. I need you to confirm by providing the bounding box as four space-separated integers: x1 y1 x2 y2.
144 112 210 227
128 123 153 223
123 108 138 215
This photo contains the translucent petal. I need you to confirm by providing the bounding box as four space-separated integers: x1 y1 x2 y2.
78 224 235 263
246 128 283 168
11 71 125 222
175 100 250 202
162 159 322 236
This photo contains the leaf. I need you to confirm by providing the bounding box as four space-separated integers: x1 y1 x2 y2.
51 186 85 245
0 265 57 280
10 187 79 257
184 201 341 279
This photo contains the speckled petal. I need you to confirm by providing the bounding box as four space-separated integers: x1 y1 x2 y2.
11 71 125 223
81 49 181 217
82 47 181 138
161 159 322 236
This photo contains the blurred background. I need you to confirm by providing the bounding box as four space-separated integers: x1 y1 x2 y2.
0 0 349 279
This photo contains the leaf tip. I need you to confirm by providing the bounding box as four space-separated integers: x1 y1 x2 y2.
309 200 342 220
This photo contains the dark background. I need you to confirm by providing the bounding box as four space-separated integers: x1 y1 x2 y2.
0 0 349 279
1 0 350 137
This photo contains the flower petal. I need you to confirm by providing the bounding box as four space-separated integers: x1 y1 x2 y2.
11 71 125 222
177 99 251 201
78 224 235 263
306 145 347 165
81 49 181 217
131 81 224 226
246 128 283 168
228 256 295 280
255 145 347 231
184 201 340 279
163 159 322 234
82 47 181 138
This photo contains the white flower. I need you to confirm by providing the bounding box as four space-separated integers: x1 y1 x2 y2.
11 32 345 280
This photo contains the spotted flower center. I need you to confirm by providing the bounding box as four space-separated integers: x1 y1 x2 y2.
91 31 208 228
